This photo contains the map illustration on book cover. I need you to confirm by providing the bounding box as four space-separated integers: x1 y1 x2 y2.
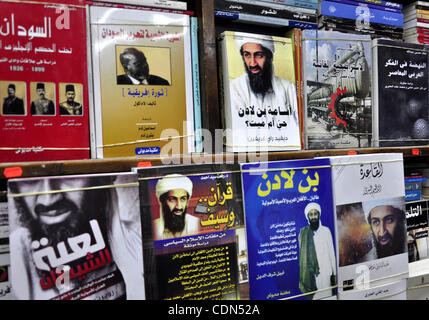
302 30 372 149
90 6 194 158
0 0 90 162
241 158 337 300
329 153 408 300
373 39 429 147
218 31 301 153
137 163 246 300
7 172 145 300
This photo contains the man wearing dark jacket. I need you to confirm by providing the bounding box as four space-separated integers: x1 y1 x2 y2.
117 47 169 85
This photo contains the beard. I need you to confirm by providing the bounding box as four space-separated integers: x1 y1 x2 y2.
309 218 320 231
373 225 406 258
245 58 273 96
16 189 109 247
162 202 187 234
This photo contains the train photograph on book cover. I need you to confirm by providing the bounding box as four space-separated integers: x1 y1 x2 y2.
304 32 372 149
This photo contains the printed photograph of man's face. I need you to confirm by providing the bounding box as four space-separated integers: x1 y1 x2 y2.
115 45 171 86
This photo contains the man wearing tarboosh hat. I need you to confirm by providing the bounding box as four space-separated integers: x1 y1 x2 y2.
2 83 24 115
31 82 55 115
230 32 299 129
153 174 200 240
59 84 82 115
360 197 407 262
298 202 336 300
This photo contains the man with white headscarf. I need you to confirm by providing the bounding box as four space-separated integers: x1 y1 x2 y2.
298 202 336 300
361 197 407 261
230 32 299 130
153 174 200 240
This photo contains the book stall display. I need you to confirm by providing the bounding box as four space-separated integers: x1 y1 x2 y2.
3 0 429 302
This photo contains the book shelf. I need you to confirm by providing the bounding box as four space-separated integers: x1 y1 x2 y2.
0 0 425 179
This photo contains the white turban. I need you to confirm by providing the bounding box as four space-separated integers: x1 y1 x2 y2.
362 197 404 222
234 32 275 54
305 202 321 217
155 174 193 201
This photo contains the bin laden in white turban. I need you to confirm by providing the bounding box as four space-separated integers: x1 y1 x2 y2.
153 174 200 240
361 198 406 261
229 32 299 131
298 202 336 300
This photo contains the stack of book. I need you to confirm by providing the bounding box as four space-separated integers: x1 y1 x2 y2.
404 1 429 44
319 0 404 39
214 0 318 29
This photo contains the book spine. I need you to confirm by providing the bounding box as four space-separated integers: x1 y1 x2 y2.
320 1 403 27
326 0 401 13
88 0 187 10
320 15 403 34
225 0 316 14
243 0 319 9
354 0 402 10
190 17 202 153
214 10 318 28
214 0 317 22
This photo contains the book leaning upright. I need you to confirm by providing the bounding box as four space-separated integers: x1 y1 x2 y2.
89 5 194 158
328 153 408 300
218 31 301 153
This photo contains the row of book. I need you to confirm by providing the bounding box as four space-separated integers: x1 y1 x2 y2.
319 0 404 40
2 0 429 164
404 1 429 44
219 29 429 152
2 152 429 300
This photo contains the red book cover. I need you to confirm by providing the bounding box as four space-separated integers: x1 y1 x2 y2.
0 0 90 162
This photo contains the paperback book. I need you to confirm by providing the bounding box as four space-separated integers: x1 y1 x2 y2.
218 31 301 152
137 163 247 300
89 5 194 158
241 158 337 300
7 172 145 300
302 30 372 149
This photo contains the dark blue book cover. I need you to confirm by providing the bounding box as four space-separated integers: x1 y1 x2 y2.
241 158 337 300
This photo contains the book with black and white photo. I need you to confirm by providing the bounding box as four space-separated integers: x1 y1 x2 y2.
372 39 429 147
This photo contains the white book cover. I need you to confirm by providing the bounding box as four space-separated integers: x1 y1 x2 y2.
89 6 194 158
218 31 300 153
328 153 408 300
7 172 144 300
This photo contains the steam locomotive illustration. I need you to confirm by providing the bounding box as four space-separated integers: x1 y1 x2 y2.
306 41 371 147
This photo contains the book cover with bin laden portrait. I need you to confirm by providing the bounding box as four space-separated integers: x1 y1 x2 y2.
7 172 145 300
327 153 408 300
0 0 90 162
217 31 301 153
137 163 247 300
89 5 194 159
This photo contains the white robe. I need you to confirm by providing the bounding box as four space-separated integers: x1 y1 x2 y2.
226 73 300 152
313 224 337 300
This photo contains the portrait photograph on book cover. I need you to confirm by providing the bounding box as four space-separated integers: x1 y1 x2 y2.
138 164 245 300
7 173 144 300
1 81 26 116
115 45 171 86
219 31 300 152
336 197 407 268
303 30 372 149
58 83 83 116
30 82 56 116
